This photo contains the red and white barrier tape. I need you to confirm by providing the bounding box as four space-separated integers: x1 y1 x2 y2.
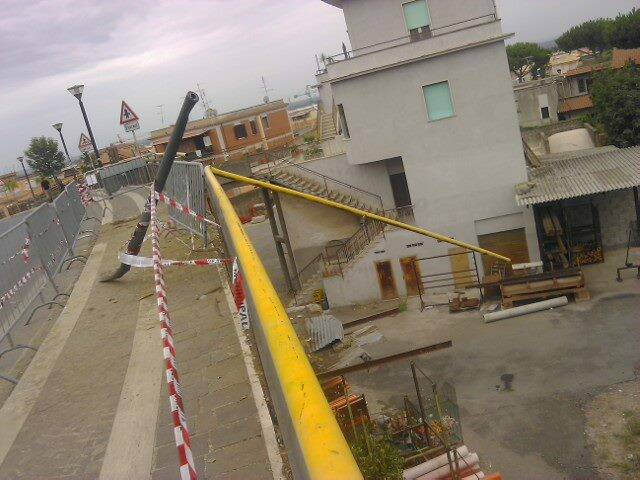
231 259 250 330
2 236 31 266
119 253 222 268
154 192 219 227
149 196 198 480
77 182 92 207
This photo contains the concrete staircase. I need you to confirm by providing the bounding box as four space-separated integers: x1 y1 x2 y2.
319 111 337 140
255 163 391 305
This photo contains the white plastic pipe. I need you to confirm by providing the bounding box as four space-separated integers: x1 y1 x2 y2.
416 453 479 480
483 296 568 323
403 446 469 479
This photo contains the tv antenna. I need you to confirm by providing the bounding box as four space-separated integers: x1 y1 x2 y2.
197 83 216 118
156 104 165 126
261 76 274 103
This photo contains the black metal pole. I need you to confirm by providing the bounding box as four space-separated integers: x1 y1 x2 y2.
57 131 71 162
78 99 101 168
18 159 36 199
101 91 199 281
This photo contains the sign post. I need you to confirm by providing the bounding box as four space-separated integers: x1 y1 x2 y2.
120 100 141 155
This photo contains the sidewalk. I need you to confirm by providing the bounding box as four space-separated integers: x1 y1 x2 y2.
0 194 279 479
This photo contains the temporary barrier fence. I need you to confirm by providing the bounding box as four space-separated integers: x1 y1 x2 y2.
0 181 97 384
164 161 209 245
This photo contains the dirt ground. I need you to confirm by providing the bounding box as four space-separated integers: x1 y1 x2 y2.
585 379 640 479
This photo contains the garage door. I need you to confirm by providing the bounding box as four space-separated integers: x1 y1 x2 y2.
477 228 530 273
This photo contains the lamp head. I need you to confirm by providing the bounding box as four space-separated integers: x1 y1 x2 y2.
67 84 84 100
52 122 63 132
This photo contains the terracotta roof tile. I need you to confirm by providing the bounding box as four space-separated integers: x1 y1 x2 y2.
558 95 594 113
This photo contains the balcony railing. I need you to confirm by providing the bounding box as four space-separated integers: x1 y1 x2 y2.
316 13 497 74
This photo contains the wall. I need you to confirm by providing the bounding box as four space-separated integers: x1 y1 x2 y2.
341 0 495 51
593 189 637 248
513 79 561 127
330 41 537 270
317 82 334 113
298 153 396 209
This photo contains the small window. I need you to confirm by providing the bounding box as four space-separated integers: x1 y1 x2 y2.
541 106 550 119
250 120 258 135
403 0 430 38
233 123 247 139
577 78 587 93
337 104 350 139
423 81 454 121
261 114 270 129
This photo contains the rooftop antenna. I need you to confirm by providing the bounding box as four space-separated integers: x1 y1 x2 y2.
261 75 274 103
197 82 216 118
157 104 165 126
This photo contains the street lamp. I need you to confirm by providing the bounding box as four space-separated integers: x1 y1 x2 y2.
52 122 71 163
67 84 101 168
17 156 36 199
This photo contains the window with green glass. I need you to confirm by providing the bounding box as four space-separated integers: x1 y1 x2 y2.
403 0 430 32
423 81 454 121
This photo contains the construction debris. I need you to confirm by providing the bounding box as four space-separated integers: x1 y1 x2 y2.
500 267 589 308
307 312 343 352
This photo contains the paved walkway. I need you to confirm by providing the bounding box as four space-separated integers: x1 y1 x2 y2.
0 190 280 479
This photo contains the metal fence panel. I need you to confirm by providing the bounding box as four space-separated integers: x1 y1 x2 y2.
66 182 86 223
0 218 47 345
54 190 81 252
25 204 68 278
164 161 207 243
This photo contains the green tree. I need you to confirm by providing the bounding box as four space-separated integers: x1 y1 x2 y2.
24 136 65 187
79 152 97 173
607 8 640 49
506 42 552 81
556 18 613 53
3 179 18 194
590 62 640 147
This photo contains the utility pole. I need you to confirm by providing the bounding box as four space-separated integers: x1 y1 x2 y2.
52 123 71 162
68 84 101 168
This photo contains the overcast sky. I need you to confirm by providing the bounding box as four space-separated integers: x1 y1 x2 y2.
0 0 636 173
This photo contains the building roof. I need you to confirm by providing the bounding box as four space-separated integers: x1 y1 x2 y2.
564 63 606 77
515 146 640 206
558 95 594 113
149 99 287 141
612 47 640 69
151 127 212 146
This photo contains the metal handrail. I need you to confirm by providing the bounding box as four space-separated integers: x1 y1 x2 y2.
204 166 362 480
321 13 497 65
263 160 384 212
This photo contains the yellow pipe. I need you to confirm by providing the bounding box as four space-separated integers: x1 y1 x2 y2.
209 167 511 263
204 167 363 479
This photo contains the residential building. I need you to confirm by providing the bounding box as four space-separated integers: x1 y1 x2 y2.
513 77 562 127
558 48 640 120
548 49 591 76
287 0 540 306
149 100 294 161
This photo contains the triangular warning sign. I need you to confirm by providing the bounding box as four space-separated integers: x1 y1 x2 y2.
120 100 139 124
78 133 93 153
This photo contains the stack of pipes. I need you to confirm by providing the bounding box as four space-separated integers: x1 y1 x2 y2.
402 445 502 480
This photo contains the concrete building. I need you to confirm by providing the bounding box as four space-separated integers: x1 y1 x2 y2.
286 0 540 306
513 77 563 127
150 100 294 161
548 49 591 76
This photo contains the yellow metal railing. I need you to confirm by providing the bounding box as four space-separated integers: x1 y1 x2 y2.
204 167 363 480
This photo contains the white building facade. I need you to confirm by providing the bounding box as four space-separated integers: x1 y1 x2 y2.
312 0 539 306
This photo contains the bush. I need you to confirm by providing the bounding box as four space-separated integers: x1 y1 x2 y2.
350 433 404 480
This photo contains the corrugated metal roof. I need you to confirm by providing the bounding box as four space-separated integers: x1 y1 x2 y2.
307 313 344 352
516 146 640 206
558 95 594 113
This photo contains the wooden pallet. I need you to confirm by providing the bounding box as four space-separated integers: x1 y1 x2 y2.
500 269 590 308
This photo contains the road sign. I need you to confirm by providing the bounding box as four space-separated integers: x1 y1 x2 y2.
124 120 140 132
78 133 93 153
119 100 139 125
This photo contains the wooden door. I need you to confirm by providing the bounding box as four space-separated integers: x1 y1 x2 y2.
400 256 421 296
375 261 398 300
448 247 472 288
477 228 530 274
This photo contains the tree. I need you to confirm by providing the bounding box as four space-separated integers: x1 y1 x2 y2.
590 62 640 147
79 152 97 173
24 136 65 187
556 18 613 53
506 42 552 81
607 8 640 49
